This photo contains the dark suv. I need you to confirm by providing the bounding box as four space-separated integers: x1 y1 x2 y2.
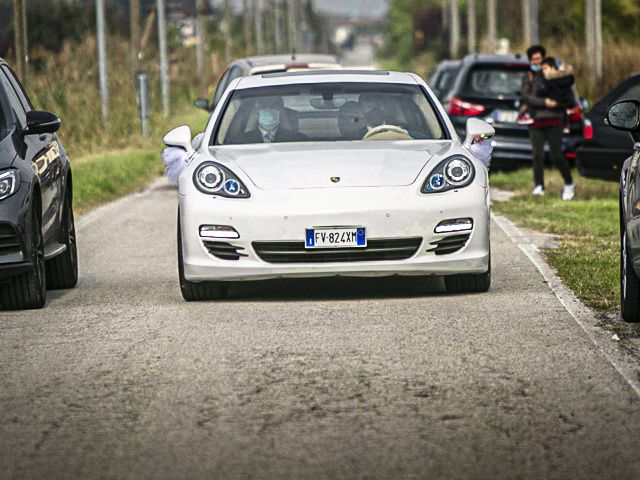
0 58 77 309
444 54 585 169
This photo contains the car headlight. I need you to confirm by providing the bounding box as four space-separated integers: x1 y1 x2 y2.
193 161 250 198
0 170 20 201
422 156 475 193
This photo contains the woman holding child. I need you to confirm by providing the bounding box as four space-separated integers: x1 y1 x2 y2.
520 44 576 201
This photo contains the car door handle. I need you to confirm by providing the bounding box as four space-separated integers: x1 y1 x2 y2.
39 134 49 142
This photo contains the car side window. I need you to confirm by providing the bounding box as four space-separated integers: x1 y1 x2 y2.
211 69 232 108
1 66 34 113
0 69 27 128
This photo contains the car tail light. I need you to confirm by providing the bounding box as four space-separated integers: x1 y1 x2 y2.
567 104 584 123
447 96 485 116
583 118 594 140
564 152 577 159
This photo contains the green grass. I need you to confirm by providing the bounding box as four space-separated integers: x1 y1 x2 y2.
491 168 620 311
72 108 208 214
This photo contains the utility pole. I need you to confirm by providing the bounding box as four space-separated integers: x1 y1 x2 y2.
442 0 449 32
449 0 460 59
594 0 603 83
196 0 207 95
585 0 602 84
255 0 265 54
522 0 531 47
223 0 232 62
530 0 539 44
274 0 283 54
467 0 476 53
157 0 170 117
130 0 141 74
12 0 28 82
486 0 497 53
287 0 297 54
242 0 251 54
96 0 108 121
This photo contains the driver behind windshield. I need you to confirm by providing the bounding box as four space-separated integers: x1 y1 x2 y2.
241 98 308 144
338 101 368 140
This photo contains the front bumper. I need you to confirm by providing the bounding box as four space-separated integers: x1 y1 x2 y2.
0 185 31 280
179 184 491 282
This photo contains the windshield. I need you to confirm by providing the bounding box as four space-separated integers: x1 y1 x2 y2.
213 82 445 145
464 65 529 98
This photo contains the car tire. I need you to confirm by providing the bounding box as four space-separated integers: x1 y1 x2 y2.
46 192 78 289
0 207 47 310
177 212 228 301
620 225 640 322
444 259 491 294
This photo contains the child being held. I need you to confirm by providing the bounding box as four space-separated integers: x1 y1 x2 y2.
538 57 576 109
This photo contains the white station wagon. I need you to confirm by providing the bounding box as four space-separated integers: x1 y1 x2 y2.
164 70 494 301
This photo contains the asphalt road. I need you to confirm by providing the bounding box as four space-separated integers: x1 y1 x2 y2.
2 180 640 479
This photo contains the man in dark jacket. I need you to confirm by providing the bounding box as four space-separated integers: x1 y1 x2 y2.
521 45 575 200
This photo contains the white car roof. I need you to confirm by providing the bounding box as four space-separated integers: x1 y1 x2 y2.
242 54 338 67
235 70 420 89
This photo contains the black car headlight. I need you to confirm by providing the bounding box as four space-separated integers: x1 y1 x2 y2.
193 161 250 198
0 170 20 201
422 156 475 193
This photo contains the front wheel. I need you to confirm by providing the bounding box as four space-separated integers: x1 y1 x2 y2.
177 212 228 301
46 192 79 289
621 227 640 322
444 259 491 294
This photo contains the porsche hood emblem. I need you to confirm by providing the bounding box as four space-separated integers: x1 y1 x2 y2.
330 176 341 183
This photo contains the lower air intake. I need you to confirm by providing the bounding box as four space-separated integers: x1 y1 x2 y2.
202 240 248 261
252 237 422 264
427 233 471 255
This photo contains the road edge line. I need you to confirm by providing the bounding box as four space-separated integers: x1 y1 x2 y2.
492 213 640 399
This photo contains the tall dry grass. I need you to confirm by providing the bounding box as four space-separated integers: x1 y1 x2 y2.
553 39 640 102
26 35 210 158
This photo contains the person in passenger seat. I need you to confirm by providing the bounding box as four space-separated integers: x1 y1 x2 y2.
240 99 308 144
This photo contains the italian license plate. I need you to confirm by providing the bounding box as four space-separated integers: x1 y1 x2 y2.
493 110 519 124
305 227 366 249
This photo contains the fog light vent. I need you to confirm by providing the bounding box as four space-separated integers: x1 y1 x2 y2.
434 218 473 234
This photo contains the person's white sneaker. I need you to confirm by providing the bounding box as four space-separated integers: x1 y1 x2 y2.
562 183 575 201
532 185 545 196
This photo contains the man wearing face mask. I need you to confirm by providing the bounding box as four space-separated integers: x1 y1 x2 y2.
520 44 575 200
241 99 308 144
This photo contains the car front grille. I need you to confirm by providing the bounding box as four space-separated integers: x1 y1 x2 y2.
0 224 21 255
427 233 471 255
252 237 422 264
202 240 248 261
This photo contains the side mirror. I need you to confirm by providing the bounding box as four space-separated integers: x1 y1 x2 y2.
606 100 640 131
163 125 194 155
464 118 495 146
194 98 210 111
23 111 61 136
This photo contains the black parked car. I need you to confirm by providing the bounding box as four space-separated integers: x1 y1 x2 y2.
0 58 77 309
444 54 585 169
607 99 640 321
428 59 461 101
576 74 640 181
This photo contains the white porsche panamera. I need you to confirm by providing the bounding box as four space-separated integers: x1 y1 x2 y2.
164 70 495 301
